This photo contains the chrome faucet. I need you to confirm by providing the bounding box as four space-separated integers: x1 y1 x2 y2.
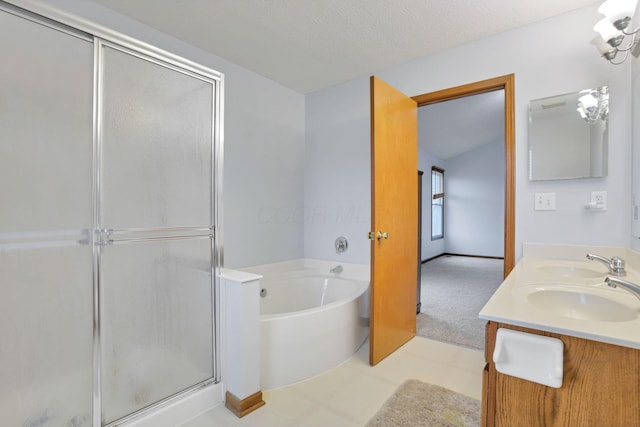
330 265 343 274
586 253 626 276
605 276 640 301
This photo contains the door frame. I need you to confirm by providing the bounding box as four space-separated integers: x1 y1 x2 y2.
412 74 515 277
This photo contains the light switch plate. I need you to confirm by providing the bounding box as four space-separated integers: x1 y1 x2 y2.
534 193 556 211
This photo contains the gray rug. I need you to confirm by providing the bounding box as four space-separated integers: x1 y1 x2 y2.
366 379 480 427
417 255 503 350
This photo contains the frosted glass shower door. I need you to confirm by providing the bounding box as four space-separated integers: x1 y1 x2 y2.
0 7 94 426
98 43 216 424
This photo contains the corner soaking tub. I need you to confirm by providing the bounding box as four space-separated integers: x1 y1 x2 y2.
249 260 369 390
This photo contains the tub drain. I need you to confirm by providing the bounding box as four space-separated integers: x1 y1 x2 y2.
260 288 267 297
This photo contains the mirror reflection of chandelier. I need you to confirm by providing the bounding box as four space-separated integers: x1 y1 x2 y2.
577 86 609 124
591 0 640 64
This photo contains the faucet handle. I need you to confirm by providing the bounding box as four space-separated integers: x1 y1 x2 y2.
586 253 626 276
335 236 348 254
611 256 625 272
611 256 625 266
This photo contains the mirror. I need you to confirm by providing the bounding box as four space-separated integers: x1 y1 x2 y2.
632 72 640 237
528 86 608 181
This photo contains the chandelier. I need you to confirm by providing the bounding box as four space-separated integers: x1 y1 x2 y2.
591 0 640 64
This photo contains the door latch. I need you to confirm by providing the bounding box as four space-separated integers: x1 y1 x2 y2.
368 231 389 240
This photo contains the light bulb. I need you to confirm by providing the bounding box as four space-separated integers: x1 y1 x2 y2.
591 34 617 55
598 0 637 25
594 17 624 42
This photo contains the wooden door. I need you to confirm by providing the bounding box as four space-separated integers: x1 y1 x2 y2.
369 76 418 365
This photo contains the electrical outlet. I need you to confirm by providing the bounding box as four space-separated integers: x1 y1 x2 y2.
591 191 607 210
534 193 556 211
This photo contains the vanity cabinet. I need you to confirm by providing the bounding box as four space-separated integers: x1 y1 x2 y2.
482 321 640 427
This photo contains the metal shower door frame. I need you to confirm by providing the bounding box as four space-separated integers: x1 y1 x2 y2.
92 38 224 426
0 2 225 424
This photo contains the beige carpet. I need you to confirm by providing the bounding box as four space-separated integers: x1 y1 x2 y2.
366 379 481 427
418 255 503 350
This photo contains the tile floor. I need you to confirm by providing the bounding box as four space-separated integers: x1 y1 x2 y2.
181 337 484 426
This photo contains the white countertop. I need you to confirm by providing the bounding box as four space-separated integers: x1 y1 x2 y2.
480 256 640 350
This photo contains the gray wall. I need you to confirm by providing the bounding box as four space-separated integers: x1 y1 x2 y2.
304 79 371 263
305 4 632 265
419 142 504 261
445 141 505 257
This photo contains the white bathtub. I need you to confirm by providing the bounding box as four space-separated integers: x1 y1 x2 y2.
247 260 369 390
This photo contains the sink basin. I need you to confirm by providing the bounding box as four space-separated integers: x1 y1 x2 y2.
536 264 604 279
521 286 639 322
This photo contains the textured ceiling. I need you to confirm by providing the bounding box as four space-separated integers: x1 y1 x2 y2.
91 0 599 94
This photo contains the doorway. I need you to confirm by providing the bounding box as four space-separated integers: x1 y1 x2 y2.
412 75 515 350
368 75 513 363
413 75 515 276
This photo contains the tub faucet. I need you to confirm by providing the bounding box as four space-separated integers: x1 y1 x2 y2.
586 253 626 276
330 265 343 274
605 276 640 301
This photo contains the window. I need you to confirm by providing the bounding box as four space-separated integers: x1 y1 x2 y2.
431 166 444 240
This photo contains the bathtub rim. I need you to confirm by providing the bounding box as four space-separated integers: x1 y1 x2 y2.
241 258 370 282
259 276 369 320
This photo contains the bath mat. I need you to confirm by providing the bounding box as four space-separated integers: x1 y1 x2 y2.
366 379 480 427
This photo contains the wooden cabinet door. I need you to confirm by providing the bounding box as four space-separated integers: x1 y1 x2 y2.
486 322 640 426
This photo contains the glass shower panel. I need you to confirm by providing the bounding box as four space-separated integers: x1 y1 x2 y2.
99 44 216 423
100 239 214 423
0 11 93 233
0 247 94 427
0 8 94 427
101 45 213 229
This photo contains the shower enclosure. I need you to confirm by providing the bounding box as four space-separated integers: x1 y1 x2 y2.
0 3 222 426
